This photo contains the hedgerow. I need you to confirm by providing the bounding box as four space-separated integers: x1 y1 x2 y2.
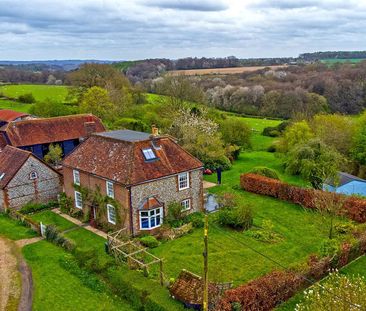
240 173 366 223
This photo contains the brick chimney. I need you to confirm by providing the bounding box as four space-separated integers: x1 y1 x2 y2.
151 125 159 136
84 121 97 137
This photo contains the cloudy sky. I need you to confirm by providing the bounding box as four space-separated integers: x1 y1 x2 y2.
0 0 365 60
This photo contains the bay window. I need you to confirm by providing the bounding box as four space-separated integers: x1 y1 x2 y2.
139 207 163 230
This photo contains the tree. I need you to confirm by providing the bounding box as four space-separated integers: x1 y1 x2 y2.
44 144 63 166
220 119 251 149
311 114 356 156
285 139 344 189
79 86 115 121
168 108 230 169
312 190 346 239
29 99 71 117
280 121 313 153
352 111 366 165
296 272 366 310
153 75 205 108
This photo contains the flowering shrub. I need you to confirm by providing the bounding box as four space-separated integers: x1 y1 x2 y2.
240 173 366 223
295 272 366 310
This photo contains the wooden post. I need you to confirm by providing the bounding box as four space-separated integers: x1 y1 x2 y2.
203 214 209 311
160 260 164 286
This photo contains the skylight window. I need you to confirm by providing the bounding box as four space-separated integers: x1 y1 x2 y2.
142 148 156 161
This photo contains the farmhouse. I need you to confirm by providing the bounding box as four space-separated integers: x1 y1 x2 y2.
0 109 31 127
0 145 62 211
324 172 366 197
0 114 105 159
62 129 204 235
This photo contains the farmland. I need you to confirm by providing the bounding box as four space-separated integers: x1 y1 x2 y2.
168 65 287 76
0 84 71 113
320 58 366 65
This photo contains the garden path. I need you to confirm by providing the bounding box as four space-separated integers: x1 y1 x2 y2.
0 238 20 311
51 208 108 239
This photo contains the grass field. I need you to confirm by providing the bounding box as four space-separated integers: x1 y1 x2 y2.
29 210 78 232
321 58 366 65
0 214 37 240
23 241 132 311
168 65 287 76
0 99 33 113
0 84 69 102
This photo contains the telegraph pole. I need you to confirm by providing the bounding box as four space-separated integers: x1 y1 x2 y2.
203 213 209 311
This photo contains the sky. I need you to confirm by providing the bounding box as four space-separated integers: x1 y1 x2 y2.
0 0 366 60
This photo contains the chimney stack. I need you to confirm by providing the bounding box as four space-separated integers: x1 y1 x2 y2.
84 121 97 137
152 125 159 136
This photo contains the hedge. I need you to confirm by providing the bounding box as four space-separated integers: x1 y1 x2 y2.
217 229 366 310
240 173 366 223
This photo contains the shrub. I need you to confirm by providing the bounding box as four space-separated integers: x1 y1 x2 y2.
217 193 238 208
262 121 290 137
334 223 355 235
249 166 280 180
166 202 186 228
267 144 277 153
73 248 114 274
18 93 35 103
240 173 366 223
319 239 339 257
20 201 57 214
185 212 204 228
247 219 282 243
44 225 75 251
217 205 253 230
218 270 303 311
140 236 159 248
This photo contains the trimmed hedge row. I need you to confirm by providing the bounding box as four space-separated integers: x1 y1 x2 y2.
240 173 366 223
218 230 366 310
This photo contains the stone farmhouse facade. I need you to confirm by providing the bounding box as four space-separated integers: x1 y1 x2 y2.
0 145 62 211
62 129 204 235
0 114 105 160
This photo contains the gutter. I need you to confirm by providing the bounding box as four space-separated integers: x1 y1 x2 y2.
128 186 134 237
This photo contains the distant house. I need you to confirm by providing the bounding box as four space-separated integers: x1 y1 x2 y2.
0 145 62 211
0 114 105 159
62 129 204 235
324 172 366 197
0 109 31 127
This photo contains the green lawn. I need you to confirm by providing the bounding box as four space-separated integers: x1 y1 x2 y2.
23 241 132 311
0 99 33 113
0 214 37 240
0 84 69 102
29 210 78 232
321 58 366 65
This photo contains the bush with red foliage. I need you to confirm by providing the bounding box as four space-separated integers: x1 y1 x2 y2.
217 271 303 311
240 173 366 223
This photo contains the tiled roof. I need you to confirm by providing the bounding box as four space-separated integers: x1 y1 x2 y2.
0 146 31 188
0 110 29 122
326 171 366 187
63 130 203 186
140 197 163 210
1 114 105 147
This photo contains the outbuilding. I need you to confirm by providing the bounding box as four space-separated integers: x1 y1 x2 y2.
0 145 62 211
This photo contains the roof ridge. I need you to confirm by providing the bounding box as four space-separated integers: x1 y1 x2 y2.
6 113 98 127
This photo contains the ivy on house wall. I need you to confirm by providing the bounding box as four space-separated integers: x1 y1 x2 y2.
61 184 127 232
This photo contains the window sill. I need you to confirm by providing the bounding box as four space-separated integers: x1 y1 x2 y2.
140 224 162 231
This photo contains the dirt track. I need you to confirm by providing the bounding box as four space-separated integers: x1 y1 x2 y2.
0 238 20 310
0 238 32 311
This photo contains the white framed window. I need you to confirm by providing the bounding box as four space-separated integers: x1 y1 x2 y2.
73 169 80 185
178 172 189 190
142 148 156 161
181 199 191 211
106 180 114 198
139 207 163 230
29 171 38 180
74 191 83 209
107 204 116 224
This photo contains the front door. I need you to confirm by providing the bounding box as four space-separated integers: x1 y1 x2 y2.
90 205 97 227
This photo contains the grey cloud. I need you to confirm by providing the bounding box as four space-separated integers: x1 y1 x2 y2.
141 0 228 11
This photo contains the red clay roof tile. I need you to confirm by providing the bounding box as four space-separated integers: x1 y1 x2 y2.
2 114 105 147
63 130 203 186
0 145 31 188
0 110 29 122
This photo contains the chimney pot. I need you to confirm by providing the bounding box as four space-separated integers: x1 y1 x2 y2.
152 125 159 136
